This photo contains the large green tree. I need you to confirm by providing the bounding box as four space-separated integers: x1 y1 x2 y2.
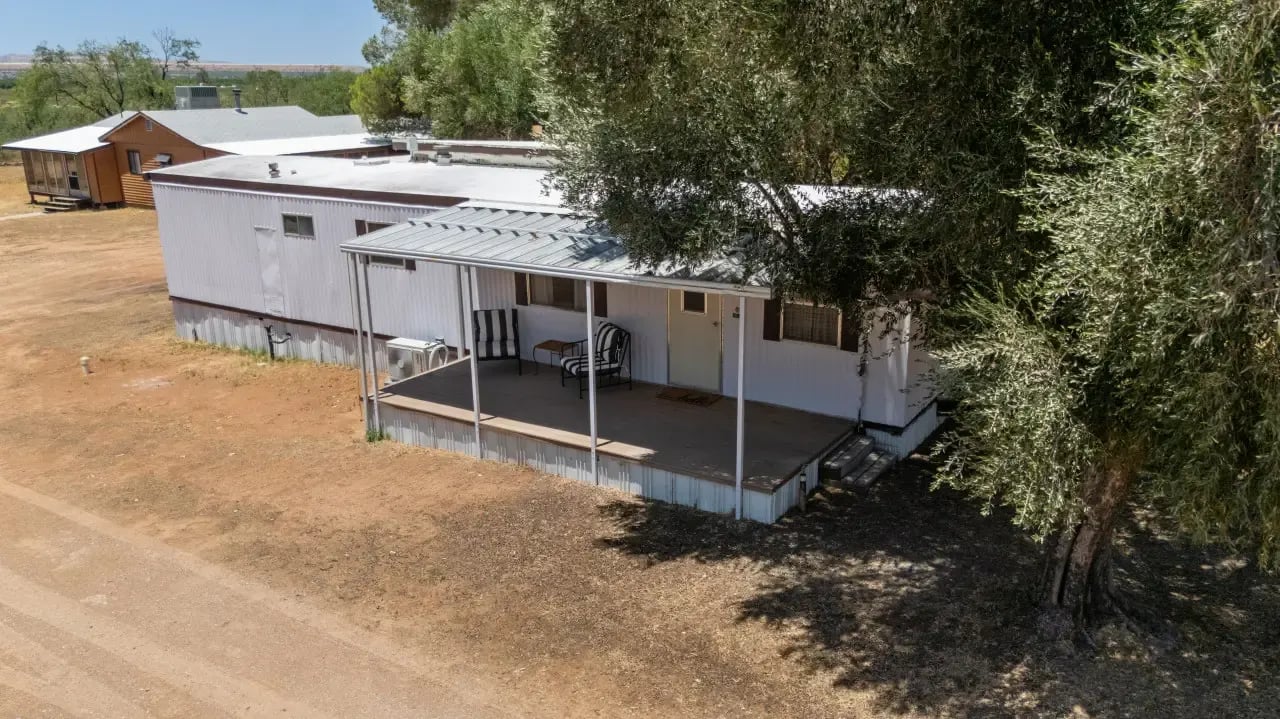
401 0 547 138
938 0 1280 632
355 0 546 138
542 0 1266 635
26 39 171 118
544 0 1175 309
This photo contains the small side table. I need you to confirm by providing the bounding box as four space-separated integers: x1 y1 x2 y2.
532 339 578 374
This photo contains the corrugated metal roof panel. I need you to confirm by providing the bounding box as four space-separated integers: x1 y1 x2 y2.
341 204 768 296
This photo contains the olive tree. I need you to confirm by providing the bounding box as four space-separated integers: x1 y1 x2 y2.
938 0 1280 632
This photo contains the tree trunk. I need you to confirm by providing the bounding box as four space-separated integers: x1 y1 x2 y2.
1038 456 1138 638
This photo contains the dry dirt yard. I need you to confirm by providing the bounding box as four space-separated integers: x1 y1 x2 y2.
0 173 1276 717
0 164 41 218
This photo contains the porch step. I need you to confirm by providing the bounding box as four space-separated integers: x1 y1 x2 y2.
43 197 85 213
845 450 894 489
820 433 895 489
819 434 874 482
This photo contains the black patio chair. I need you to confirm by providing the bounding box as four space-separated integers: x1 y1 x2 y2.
472 308 522 375
560 322 632 398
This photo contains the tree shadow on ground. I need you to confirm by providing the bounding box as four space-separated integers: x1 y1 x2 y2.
597 455 1280 718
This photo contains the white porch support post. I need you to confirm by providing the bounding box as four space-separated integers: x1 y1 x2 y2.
735 294 747 520
360 255 381 431
346 253 368 429
455 265 468 359
464 266 482 457
585 280 599 485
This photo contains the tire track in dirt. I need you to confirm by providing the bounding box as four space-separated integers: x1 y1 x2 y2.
0 474 525 719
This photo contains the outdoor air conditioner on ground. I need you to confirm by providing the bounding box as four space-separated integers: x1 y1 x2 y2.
386 337 446 383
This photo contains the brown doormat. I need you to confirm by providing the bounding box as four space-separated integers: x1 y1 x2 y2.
657 387 722 407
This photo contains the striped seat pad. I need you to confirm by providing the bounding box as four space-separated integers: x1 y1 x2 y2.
474 309 517 358
561 354 622 375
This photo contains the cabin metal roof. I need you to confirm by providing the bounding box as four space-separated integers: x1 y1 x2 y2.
340 203 769 297
1 112 136 153
99 107 372 147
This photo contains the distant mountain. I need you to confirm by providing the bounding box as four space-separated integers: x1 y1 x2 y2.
0 55 364 77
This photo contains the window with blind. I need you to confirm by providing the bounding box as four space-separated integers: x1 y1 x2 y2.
782 302 840 346
529 275 586 311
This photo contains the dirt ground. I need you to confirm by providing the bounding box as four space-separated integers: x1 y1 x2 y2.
0 165 39 218
0 187 1276 717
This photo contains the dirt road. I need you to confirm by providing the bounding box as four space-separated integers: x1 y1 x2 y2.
0 478 512 719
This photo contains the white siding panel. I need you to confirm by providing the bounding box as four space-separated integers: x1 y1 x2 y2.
155 185 272 314
721 297 862 420
470 270 669 383
154 183 462 346
603 283 668 384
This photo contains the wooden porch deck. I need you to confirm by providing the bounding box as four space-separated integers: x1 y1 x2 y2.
378 359 853 492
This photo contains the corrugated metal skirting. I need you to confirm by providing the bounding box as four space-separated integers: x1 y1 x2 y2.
171 299 387 366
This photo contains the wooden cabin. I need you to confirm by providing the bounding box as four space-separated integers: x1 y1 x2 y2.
99 107 393 208
2 113 134 209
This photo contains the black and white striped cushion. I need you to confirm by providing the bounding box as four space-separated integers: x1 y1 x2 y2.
561 354 621 375
474 309 518 359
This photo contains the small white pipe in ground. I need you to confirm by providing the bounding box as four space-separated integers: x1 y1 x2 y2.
79 356 91 375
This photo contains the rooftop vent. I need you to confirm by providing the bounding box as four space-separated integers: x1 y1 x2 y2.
232 86 243 113
353 157 390 166
409 150 433 163
268 162 280 179
435 146 453 166
174 85 220 110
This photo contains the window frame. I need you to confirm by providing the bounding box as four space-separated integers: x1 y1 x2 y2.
527 274 586 312
281 213 316 238
126 149 142 175
144 118 154 132
780 300 842 347
680 290 707 315
354 219 395 236
368 255 416 270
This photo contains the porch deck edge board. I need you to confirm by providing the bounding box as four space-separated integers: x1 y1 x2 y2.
379 391 797 494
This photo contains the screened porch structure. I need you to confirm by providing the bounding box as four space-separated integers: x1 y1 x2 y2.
340 202 856 522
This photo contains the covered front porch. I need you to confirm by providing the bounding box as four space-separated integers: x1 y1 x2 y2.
341 201 884 521
379 360 853 516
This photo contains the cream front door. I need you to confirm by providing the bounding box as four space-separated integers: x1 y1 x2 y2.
667 290 722 392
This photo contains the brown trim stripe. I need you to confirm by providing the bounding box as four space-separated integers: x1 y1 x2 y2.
149 173 466 207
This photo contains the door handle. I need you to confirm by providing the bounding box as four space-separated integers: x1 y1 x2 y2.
712 321 720 327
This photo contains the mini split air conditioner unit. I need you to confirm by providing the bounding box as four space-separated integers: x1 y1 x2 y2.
385 337 446 382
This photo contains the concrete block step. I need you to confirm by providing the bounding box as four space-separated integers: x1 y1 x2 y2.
846 451 894 489
820 434 875 482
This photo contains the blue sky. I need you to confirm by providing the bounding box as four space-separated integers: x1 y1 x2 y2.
1 0 384 65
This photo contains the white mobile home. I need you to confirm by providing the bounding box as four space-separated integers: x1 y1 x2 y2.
151 153 938 522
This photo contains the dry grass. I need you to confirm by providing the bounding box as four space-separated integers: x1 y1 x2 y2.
0 164 37 217
0 207 1276 718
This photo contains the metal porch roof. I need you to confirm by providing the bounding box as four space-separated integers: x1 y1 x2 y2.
339 203 770 297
